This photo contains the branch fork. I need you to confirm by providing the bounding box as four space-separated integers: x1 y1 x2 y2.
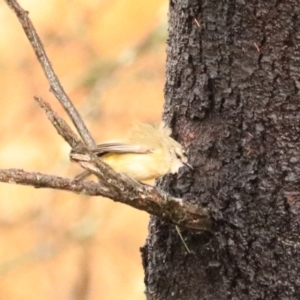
2 0 211 231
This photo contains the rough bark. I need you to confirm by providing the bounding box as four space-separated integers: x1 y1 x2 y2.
142 0 300 299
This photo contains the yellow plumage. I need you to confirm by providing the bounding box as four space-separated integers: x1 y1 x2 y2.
93 122 188 181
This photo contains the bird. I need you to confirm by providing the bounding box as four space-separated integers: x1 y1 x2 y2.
90 122 190 182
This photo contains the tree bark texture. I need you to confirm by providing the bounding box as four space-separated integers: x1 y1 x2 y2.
142 0 300 299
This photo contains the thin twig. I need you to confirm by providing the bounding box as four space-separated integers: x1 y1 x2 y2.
4 0 95 148
34 97 109 186
34 96 81 148
175 226 191 253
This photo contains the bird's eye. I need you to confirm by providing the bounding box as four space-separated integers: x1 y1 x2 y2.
174 149 184 159
175 152 181 159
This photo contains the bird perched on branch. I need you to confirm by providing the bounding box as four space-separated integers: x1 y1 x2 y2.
91 122 190 182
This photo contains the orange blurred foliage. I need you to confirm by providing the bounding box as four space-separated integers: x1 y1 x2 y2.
0 0 167 299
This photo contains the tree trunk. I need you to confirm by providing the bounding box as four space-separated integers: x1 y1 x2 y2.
141 0 300 299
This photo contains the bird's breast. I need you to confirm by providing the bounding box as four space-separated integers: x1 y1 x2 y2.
102 151 171 181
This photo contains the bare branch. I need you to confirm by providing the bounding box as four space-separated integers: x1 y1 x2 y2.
4 0 95 148
34 97 82 148
0 169 210 230
2 0 212 231
34 96 110 186
33 97 210 230
0 169 110 196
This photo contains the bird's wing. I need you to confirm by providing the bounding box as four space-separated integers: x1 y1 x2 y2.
92 141 153 156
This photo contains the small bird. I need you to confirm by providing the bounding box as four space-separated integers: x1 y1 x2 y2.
91 122 190 182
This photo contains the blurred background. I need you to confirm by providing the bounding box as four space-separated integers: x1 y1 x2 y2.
0 0 167 299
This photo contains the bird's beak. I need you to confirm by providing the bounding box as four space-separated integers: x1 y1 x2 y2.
183 162 193 170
